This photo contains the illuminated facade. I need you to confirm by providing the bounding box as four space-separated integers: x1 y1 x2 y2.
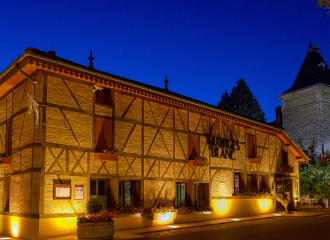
0 48 308 239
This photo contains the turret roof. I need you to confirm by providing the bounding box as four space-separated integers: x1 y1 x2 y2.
283 43 330 94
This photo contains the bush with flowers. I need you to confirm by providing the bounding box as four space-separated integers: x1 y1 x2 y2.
77 210 113 224
176 205 195 213
107 206 144 216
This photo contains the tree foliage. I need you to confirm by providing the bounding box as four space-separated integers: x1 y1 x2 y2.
318 0 330 14
299 141 330 198
217 79 266 122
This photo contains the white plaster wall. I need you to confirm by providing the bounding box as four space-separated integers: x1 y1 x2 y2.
279 85 330 153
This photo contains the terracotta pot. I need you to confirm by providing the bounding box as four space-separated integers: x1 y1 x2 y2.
95 153 118 162
77 221 114 239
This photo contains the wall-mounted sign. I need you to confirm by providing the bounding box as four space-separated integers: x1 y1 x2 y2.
75 185 84 200
54 184 71 200
208 136 240 160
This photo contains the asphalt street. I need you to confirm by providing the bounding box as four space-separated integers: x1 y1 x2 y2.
141 215 330 240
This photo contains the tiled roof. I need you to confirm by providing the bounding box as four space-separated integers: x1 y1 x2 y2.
283 44 330 94
24 47 274 125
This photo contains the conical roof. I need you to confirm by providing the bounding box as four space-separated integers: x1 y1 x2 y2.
283 43 330 94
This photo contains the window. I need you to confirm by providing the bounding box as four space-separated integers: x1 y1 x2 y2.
247 174 258 193
90 179 108 207
95 88 112 106
3 176 10 212
247 134 256 158
281 150 288 165
6 119 12 152
259 175 269 192
95 117 113 149
189 134 199 159
175 183 186 206
194 183 209 205
118 180 141 206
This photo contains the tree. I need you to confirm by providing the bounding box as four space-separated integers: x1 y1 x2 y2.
217 79 266 122
318 0 330 15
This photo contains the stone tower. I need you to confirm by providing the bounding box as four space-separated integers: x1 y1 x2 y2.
278 43 330 153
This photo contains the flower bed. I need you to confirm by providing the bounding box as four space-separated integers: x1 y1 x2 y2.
232 192 273 199
107 206 144 217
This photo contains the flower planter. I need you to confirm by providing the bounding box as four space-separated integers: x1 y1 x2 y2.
110 213 142 218
95 153 118 162
0 157 10 165
249 158 261 164
194 211 211 215
232 196 272 199
147 212 177 221
177 212 190 215
188 160 206 167
278 167 293 173
77 221 114 240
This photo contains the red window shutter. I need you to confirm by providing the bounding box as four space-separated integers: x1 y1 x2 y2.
189 134 199 158
95 117 105 149
95 117 113 149
103 118 113 149
248 135 256 158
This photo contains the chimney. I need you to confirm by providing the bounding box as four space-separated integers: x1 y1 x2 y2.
275 106 282 125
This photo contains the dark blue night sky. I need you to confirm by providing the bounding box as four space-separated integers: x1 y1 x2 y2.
1 0 329 121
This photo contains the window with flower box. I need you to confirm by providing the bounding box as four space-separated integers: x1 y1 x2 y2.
95 117 113 149
247 134 256 158
188 134 199 159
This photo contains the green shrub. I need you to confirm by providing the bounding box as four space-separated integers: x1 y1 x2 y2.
86 196 104 214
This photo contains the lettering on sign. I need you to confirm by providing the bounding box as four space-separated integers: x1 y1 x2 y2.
208 136 240 160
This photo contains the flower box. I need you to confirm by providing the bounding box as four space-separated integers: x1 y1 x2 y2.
110 213 142 218
249 158 261 164
147 212 177 221
188 160 206 167
193 211 211 215
95 153 118 162
278 167 293 173
0 157 11 165
77 221 114 239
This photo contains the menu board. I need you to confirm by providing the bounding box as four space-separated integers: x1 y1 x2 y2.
54 184 71 200
75 185 84 200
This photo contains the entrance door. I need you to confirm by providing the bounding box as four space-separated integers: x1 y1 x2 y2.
275 179 293 212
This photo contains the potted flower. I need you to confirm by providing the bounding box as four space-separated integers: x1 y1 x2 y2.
188 156 207 167
95 148 119 162
176 205 195 215
146 203 177 220
0 153 10 165
77 197 113 239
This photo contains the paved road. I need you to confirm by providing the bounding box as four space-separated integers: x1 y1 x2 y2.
141 215 330 240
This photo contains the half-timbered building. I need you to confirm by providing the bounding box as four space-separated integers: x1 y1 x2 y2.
0 48 308 239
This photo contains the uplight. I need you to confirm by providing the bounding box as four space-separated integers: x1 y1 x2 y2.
231 219 241 221
168 226 180 228
273 214 282 217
